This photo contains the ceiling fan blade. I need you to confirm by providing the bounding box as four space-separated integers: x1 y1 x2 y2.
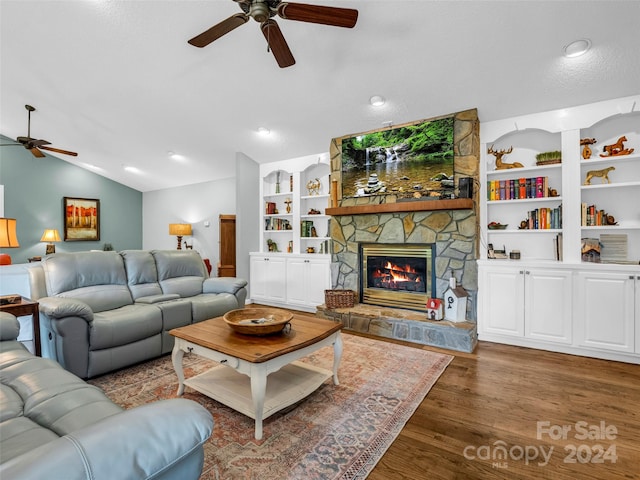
40 145 78 157
30 148 45 158
277 2 358 28
188 13 249 47
261 19 295 68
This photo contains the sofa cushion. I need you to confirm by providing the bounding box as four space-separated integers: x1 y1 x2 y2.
42 252 132 312
120 250 163 300
190 293 240 323
153 250 206 298
90 304 162 350
0 417 60 464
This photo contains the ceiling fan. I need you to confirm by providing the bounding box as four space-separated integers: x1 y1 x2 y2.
188 0 358 68
0 104 78 158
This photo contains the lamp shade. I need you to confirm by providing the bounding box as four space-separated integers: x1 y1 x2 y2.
169 223 192 236
41 229 61 242
0 218 20 248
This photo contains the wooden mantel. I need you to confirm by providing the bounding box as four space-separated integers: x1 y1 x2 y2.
325 198 474 216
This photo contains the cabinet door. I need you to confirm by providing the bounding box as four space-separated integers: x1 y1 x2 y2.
286 257 308 306
249 256 268 299
479 266 525 337
250 256 286 302
286 257 330 307
524 269 572 344
575 271 635 353
305 258 331 306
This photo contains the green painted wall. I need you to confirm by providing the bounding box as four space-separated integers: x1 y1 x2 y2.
0 135 142 264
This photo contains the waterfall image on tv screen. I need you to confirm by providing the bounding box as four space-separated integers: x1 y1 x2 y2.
340 116 454 198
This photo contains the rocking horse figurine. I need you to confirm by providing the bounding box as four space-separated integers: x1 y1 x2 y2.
487 145 523 170
600 136 635 157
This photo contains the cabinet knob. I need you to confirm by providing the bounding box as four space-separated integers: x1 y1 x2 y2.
519 270 524 274
525 271 530 275
631 276 636 280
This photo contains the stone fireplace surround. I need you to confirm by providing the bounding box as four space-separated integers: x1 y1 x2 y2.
316 109 480 353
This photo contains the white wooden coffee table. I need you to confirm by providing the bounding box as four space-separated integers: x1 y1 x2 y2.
170 314 343 440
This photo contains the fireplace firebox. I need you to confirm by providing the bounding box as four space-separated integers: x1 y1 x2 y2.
359 243 435 312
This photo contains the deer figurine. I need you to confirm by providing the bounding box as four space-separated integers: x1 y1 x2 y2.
488 145 524 170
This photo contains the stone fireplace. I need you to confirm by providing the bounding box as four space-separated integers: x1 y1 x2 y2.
316 108 480 353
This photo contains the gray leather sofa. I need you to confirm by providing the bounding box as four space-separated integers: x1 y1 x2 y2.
0 311 214 480
28 249 247 378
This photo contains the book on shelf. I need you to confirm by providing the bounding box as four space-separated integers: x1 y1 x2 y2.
265 201 277 214
300 220 315 237
554 233 563 261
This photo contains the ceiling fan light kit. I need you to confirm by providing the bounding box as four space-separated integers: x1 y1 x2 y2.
188 0 358 68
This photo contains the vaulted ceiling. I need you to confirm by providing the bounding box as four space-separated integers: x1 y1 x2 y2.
1 1 639 192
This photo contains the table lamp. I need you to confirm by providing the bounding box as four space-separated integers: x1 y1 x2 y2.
169 223 192 250
41 229 61 254
0 218 20 265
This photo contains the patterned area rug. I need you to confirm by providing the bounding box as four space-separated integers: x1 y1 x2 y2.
89 334 453 480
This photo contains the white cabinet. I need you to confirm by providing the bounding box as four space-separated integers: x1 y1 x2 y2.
249 253 330 312
249 255 286 303
286 256 331 309
479 263 572 344
574 270 636 354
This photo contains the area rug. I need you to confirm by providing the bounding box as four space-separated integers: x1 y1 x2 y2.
89 334 453 480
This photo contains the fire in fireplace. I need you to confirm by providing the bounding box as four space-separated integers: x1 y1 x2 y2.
360 243 435 312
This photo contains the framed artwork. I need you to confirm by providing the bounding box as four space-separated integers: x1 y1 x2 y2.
64 197 100 241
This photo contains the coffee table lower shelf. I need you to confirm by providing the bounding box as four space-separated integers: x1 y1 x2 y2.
184 361 332 420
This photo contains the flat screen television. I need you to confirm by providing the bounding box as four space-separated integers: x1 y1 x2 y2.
340 115 454 198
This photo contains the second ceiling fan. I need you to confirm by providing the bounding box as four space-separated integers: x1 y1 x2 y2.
188 0 358 68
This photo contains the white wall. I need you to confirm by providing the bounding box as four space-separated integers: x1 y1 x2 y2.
142 178 236 272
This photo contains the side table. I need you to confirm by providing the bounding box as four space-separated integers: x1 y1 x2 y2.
0 297 41 356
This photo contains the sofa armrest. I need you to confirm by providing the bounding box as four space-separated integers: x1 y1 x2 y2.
0 398 213 480
0 312 20 341
38 297 94 322
203 277 248 295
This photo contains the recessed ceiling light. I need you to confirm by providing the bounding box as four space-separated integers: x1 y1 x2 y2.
370 95 385 107
123 165 141 173
168 151 185 161
257 127 271 136
563 39 591 58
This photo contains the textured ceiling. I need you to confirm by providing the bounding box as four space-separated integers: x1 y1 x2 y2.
1 0 639 192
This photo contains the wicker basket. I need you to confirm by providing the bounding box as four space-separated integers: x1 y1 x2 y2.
324 289 356 309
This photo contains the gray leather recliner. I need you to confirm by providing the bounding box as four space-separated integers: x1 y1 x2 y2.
28 249 247 378
0 311 214 479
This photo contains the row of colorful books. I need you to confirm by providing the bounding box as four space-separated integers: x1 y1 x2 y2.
524 205 563 230
581 203 611 226
264 217 291 231
487 177 552 201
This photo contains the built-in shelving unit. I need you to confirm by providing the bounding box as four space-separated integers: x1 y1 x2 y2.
251 153 332 312
478 95 640 364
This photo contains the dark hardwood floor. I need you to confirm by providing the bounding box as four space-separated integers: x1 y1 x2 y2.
362 336 640 480
260 307 639 479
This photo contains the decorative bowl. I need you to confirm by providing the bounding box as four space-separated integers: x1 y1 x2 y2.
487 223 508 230
223 308 293 336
